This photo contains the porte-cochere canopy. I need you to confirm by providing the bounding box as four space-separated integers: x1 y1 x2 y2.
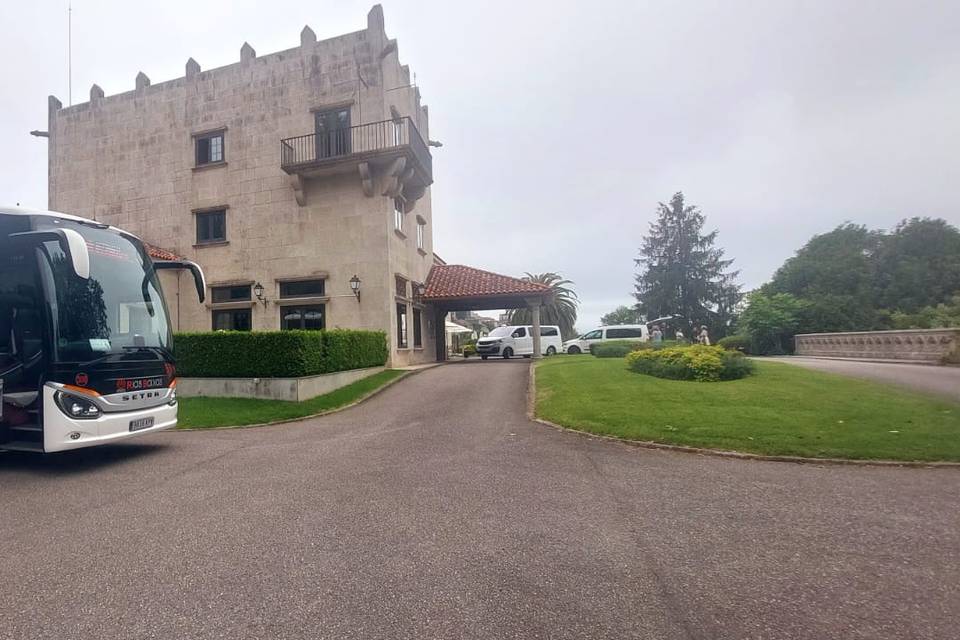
423 265 555 361
422 264 553 311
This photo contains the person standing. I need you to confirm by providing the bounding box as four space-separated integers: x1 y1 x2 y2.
651 325 663 344
675 328 685 342
698 325 711 346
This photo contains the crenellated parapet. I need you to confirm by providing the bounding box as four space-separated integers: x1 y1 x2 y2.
48 4 411 116
795 329 960 364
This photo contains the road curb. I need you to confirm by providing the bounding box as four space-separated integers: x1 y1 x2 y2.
526 362 960 470
174 365 438 431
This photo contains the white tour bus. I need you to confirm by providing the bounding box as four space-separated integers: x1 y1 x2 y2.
0 206 205 453
475 325 563 359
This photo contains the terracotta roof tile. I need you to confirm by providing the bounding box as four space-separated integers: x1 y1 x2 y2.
424 264 550 301
144 243 182 261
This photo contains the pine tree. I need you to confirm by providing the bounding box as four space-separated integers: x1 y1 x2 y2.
633 192 740 335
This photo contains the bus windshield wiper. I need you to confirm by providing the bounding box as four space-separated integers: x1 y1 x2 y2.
122 345 174 362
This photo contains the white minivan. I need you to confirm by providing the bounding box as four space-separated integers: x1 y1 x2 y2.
562 324 649 354
475 325 563 359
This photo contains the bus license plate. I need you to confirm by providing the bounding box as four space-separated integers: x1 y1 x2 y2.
129 417 155 432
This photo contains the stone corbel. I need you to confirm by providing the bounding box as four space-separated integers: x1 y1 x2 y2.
290 174 306 206
358 162 374 197
381 156 407 198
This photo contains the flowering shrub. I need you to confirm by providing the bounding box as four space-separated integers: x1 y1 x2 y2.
625 344 753 382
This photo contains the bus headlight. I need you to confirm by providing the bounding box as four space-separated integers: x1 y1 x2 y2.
55 391 101 419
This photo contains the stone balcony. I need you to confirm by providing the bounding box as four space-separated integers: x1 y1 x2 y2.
280 117 432 208
795 328 960 364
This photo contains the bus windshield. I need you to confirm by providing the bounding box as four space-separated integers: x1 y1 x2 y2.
35 221 172 363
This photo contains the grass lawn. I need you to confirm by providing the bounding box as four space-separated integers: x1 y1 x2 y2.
535 356 960 461
177 369 407 429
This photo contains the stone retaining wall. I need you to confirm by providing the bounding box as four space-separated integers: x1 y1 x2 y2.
178 366 385 402
794 329 960 364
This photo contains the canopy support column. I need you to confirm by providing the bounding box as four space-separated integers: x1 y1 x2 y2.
527 297 542 359
434 307 447 362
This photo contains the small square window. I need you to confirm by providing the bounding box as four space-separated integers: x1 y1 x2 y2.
395 275 407 298
196 132 225 166
196 209 227 244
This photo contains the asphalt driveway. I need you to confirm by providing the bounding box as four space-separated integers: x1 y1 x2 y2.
765 356 960 402
1 360 958 639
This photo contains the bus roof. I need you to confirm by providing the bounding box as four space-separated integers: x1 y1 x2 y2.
1 204 100 226
0 205 141 242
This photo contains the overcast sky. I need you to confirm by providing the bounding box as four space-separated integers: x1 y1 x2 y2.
2 0 958 331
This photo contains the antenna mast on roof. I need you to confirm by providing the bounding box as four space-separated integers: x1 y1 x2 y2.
68 2 72 106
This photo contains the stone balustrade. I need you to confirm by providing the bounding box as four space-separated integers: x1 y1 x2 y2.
794 328 960 364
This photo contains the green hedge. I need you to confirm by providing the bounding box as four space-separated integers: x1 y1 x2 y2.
174 330 388 378
717 334 751 353
589 339 683 358
590 340 645 358
625 344 754 382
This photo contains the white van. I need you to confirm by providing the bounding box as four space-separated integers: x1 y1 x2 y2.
562 324 649 354
475 325 563 359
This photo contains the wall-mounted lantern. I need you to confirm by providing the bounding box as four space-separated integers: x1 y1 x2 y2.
253 281 268 307
349 275 361 301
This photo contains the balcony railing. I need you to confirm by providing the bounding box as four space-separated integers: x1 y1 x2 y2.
280 117 432 182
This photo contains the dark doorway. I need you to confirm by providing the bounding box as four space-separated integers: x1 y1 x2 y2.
315 108 351 159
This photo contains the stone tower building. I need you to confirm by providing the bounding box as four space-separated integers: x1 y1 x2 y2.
47 6 439 366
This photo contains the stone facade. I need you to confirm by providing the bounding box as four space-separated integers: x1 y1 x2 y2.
794 329 960 364
47 6 438 366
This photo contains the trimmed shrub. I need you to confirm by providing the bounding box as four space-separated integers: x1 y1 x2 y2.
719 349 755 380
321 329 390 373
626 344 754 382
591 340 645 358
174 330 388 378
590 339 685 357
717 334 751 353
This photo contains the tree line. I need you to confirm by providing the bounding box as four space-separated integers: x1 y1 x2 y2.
740 218 960 353
498 193 958 351
606 193 959 353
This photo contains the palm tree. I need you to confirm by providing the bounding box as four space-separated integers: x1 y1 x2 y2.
507 272 580 340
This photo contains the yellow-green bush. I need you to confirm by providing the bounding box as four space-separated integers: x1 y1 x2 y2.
626 344 753 382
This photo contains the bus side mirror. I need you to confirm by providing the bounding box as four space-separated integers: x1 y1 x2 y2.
153 260 207 303
8 228 90 279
